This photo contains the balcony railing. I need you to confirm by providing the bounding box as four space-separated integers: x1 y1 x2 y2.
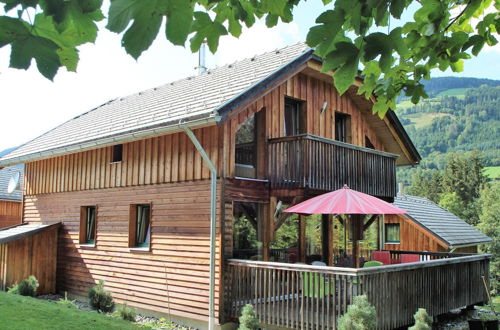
268 134 398 198
223 253 491 329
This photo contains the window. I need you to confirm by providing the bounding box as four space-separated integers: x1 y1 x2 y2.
235 115 256 177
129 204 151 248
335 112 351 143
385 223 400 243
111 144 123 163
284 98 305 136
80 206 97 245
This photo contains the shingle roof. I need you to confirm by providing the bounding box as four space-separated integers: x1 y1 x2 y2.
0 223 60 244
394 195 491 247
0 43 311 165
0 165 23 201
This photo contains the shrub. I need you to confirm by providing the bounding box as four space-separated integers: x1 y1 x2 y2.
57 292 77 309
338 295 377 330
88 280 115 313
7 275 39 297
238 304 260 330
409 308 432 330
118 303 136 322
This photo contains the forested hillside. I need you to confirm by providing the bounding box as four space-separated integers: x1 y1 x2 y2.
397 77 500 184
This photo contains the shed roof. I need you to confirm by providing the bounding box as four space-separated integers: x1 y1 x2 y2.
393 195 491 248
0 166 23 202
0 223 60 244
0 43 419 167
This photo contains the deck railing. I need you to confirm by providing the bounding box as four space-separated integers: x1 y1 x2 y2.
223 254 491 329
268 134 398 198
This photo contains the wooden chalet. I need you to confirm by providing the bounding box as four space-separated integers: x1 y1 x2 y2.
0 166 23 229
387 195 491 254
0 43 491 329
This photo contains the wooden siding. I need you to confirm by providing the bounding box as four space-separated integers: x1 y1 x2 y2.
223 72 387 177
0 200 22 229
384 214 448 252
24 126 221 195
23 180 223 321
0 225 58 293
23 71 391 196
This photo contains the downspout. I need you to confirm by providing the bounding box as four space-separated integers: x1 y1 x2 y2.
181 125 217 330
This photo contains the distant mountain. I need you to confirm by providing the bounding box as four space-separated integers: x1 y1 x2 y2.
396 77 500 184
421 77 500 97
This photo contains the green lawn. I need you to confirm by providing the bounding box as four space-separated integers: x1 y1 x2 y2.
404 112 453 129
484 166 500 180
437 88 467 99
0 292 140 330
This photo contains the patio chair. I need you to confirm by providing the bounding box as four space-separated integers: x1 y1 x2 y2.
401 254 420 263
363 260 383 268
372 251 391 265
302 272 334 298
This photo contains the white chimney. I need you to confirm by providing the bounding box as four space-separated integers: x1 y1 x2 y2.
198 41 207 75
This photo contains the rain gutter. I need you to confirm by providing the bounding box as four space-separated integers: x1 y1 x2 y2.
0 115 220 168
181 125 217 330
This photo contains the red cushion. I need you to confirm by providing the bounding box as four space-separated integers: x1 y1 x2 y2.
372 251 391 265
401 254 420 263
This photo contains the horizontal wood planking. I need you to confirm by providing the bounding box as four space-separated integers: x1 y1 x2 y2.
23 180 224 321
0 200 22 229
24 126 221 196
384 214 449 252
0 225 58 293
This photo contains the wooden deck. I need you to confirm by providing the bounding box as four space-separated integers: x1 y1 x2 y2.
268 134 398 199
223 252 491 329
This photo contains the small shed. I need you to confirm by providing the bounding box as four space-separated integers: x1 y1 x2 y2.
0 223 60 294
386 195 491 253
0 166 23 229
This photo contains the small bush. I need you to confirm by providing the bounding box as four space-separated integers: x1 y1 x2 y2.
409 308 432 330
338 295 377 330
7 275 39 297
238 304 260 330
118 303 136 321
57 292 77 309
88 280 115 313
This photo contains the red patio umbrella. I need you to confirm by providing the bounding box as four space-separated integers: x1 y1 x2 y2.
283 185 406 268
283 185 406 215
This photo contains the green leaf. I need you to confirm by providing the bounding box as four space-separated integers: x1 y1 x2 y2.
363 32 394 72
389 0 407 19
389 27 409 59
190 11 227 53
228 17 242 37
265 14 278 28
450 59 464 72
0 16 30 47
165 0 194 46
306 9 344 57
260 0 287 16
57 46 79 72
10 35 61 80
322 41 358 72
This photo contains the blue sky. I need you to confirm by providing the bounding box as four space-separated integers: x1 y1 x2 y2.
0 0 498 151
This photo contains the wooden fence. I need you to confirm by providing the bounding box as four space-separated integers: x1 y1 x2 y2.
268 134 398 198
223 254 490 329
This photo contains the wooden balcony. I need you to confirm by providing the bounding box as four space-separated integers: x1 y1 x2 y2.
268 135 398 198
223 252 491 329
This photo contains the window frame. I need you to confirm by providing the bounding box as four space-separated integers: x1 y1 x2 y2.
335 112 352 143
79 205 97 246
111 144 123 163
129 203 152 250
385 223 401 244
284 97 306 137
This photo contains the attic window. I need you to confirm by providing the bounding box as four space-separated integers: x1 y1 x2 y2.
112 144 123 163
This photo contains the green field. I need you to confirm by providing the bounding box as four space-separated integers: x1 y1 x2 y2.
404 112 453 129
484 166 500 180
0 291 140 330
437 88 468 99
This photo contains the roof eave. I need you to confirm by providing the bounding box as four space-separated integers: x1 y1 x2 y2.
0 114 221 167
386 111 421 164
